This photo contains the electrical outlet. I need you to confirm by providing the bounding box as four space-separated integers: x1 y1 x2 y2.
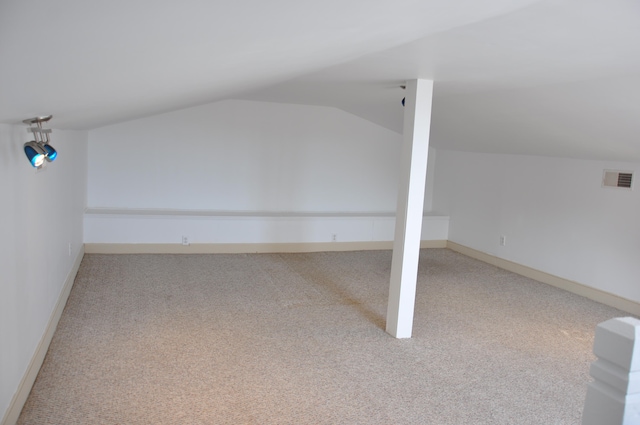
182 236 190 246
499 235 506 246
332 234 337 242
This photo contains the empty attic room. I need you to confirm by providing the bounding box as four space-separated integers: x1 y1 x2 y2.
1 0 639 424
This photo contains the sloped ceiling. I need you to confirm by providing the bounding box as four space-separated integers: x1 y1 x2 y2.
1 0 639 160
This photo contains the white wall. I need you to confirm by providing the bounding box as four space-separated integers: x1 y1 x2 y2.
89 100 402 212
432 149 640 303
87 100 447 244
0 124 87 423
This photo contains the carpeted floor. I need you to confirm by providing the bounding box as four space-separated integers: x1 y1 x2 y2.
18 249 626 424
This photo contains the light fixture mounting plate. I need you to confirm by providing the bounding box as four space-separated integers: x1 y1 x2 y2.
23 115 53 125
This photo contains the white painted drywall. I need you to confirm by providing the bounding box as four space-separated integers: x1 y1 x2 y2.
89 100 402 212
87 100 445 244
0 124 87 423
432 149 640 303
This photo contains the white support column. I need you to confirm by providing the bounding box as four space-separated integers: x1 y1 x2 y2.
583 317 640 425
386 79 434 339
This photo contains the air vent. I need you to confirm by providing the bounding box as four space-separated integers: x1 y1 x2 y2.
603 170 634 189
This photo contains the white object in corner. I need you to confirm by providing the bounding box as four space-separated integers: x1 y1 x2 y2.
583 317 640 425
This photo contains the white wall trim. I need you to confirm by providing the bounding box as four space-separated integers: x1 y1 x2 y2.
447 241 640 317
84 208 399 218
1 247 85 425
85 240 448 254
84 210 449 246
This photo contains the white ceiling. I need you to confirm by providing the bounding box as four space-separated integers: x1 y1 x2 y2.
1 0 639 161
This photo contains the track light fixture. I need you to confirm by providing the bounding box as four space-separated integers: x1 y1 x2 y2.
23 115 57 169
24 141 47 167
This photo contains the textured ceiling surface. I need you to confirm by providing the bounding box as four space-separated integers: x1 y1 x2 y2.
1 0 639 160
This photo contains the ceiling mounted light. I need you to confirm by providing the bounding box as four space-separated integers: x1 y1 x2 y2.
23 115 56 169
42 142 57 161
24 141 47 168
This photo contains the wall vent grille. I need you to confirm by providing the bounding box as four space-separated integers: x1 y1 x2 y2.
603 170 634 189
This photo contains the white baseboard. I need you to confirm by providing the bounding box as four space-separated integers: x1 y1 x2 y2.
84 240 447 254
447 241 640 317
420 240 448 249
1 247 85 425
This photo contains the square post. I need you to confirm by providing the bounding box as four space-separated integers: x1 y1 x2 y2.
386 79 433 338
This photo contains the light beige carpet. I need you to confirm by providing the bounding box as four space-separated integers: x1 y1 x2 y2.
18 249 625 424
